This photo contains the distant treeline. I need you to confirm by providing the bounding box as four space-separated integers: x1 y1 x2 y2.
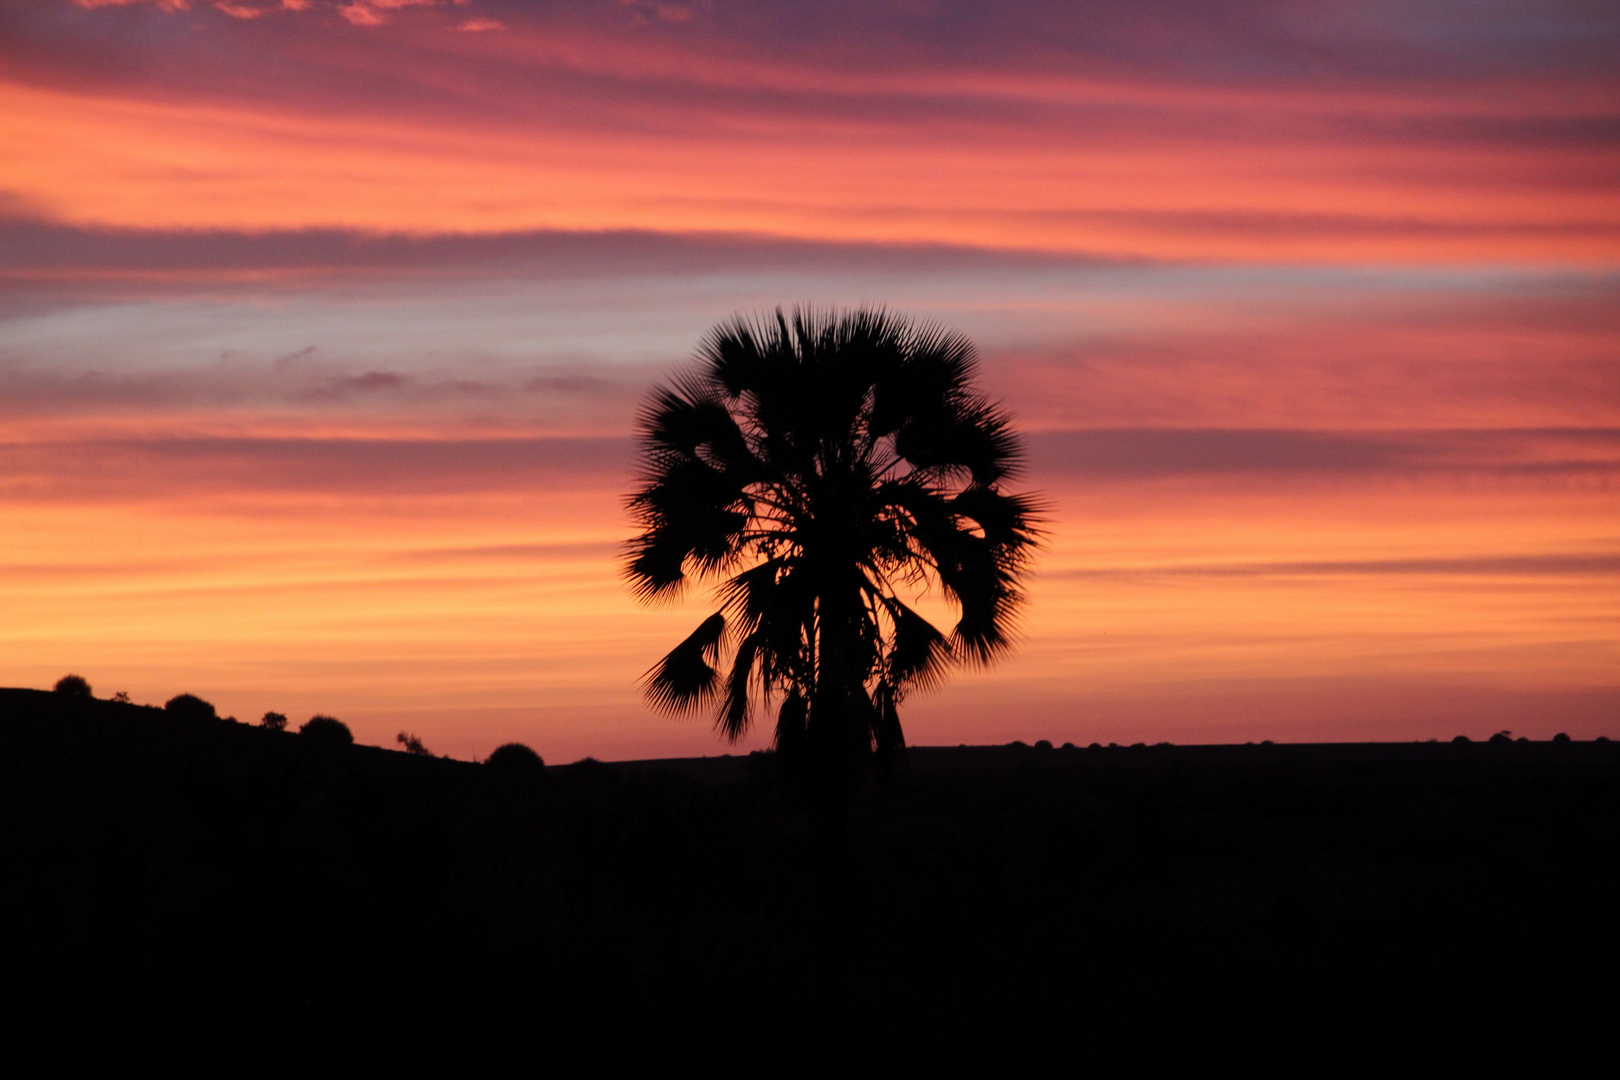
42 673 544 766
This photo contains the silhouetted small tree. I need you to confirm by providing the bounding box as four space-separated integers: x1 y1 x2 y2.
165 693 217 722
396 731 431 756
260 711 288 732
486 742 545 775
111 691 131 704
299 715 353 744
54 674 92 698
1553 732 1571 743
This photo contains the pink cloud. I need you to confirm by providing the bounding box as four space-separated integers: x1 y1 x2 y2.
337 3 385 25
459 17 501 32
71 0 320 14
338 0 439 26
70 0 443 22
617 0 703 23
69 0 191 8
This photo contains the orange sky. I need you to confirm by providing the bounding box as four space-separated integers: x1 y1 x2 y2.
1 0 1616 758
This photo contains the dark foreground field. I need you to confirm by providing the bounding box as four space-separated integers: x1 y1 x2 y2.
3 688 1616 1050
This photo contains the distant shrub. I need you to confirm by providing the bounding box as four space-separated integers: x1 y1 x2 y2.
165 693 217 722
1006 740 1028 749
299 715 353 744
1034 739 1053 752
1061 742 1076 751
1489 732 1512 745
487 742 545 775
54 674 92 698
1553 732 1571 743
1452 735 1471 744
111 691 131 704
260 711 288 732
568 756 618 784
396 731 432 756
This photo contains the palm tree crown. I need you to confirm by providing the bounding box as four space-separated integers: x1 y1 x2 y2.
625 308 1039 775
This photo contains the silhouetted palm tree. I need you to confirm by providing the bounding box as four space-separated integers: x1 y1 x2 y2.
626 308 1039 794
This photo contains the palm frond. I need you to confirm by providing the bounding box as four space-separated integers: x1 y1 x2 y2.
716 630 764 741
883 598 953 692
774 690 807 756
950 485 1045 549
871 680 905 758
642 611 726 714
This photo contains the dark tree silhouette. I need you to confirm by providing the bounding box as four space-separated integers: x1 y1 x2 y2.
165 693 217 722
625 307 1039 795
396 731 431 756
299 714 353 744
260 711 288 732
486 742 545 775
53 674 92 698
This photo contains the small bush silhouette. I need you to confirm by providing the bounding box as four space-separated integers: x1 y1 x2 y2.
1553 732 1571 743
299 715 353 744
487 742 545 774
1034 739 1054 752
165 693 217 722
54 674 92 698
260 711 288 732
1452 735 1472 744
568 756 618 784
111 691 131 704
396 731 432 756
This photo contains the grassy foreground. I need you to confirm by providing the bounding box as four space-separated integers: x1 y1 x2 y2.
2 687 1615 1048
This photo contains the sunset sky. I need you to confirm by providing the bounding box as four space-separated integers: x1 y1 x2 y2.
2 0 1616 759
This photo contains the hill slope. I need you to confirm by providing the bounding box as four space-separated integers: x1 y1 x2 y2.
3 687 1617 1045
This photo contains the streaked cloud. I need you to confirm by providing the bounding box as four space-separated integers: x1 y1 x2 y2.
1049 553 1620 580
6 2 1615 258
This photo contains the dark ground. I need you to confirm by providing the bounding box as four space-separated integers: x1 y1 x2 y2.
3 687 1616 1051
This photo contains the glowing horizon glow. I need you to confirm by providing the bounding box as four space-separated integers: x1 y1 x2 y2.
1 1 1615 758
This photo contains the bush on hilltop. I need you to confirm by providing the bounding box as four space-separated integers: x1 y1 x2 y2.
486 742 545 775
54 674 92 698
165 694 217 722
299 715 353 744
